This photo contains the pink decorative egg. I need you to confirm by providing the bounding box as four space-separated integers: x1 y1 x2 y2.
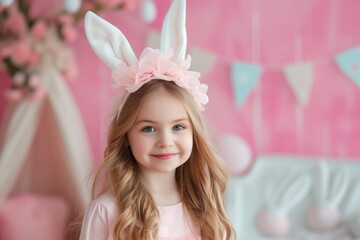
256 210 290 237
306 205 341 232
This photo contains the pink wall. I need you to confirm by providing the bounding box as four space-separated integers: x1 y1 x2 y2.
1 0 360 162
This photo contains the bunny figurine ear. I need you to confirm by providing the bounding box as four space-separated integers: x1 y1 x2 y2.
264 173 311 214
84 11 138 69
256 173 312 237
306 161 349 232
160 0 187 63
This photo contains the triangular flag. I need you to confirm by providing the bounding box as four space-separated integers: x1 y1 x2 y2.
335 46 360 88
284 62 314 106
146 29 160 49
231 62 262 108
189 47 217 76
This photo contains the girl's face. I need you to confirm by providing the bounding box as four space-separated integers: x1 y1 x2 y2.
127 87 193 174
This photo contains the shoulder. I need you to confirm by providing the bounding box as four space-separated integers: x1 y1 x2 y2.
80 192 119 240
92 192 117 208
84 192 118 223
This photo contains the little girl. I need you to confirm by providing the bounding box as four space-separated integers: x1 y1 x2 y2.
80 0 235 239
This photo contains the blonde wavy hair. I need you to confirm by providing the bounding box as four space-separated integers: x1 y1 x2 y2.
91 80 235 239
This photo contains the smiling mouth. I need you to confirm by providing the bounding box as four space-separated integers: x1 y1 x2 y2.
151 153 178 160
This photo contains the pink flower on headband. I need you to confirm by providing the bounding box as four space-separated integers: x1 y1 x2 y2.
111 47 209 110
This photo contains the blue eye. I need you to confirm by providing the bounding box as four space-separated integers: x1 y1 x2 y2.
142 126 155 132
173 125 185 131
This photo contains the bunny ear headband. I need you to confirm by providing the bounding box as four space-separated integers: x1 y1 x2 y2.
84 0 209 111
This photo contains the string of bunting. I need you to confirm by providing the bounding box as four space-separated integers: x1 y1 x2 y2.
147 30 359 109
230 46 360 108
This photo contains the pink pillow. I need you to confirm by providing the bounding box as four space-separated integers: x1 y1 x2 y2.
0 193 69 240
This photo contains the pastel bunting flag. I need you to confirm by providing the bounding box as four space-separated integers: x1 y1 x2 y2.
284 62 314 106
189 47 217 76
335 46 360 88
231 62 262 108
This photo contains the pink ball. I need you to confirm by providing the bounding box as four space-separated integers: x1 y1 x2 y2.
306 205 341 232
218 134 252 175
256 210 290 237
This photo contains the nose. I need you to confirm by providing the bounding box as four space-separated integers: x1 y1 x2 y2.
156 131 173 148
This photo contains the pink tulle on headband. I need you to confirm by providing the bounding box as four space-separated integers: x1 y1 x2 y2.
111 47 209 110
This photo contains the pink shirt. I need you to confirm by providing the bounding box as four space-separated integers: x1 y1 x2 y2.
79 192 201 240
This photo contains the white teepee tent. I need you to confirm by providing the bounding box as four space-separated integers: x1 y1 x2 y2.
0 31 93 237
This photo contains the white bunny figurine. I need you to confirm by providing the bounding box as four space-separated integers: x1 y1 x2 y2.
305 161 349 232
256 172 312 237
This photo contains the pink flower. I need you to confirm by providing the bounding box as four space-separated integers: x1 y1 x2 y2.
28 74 40 88
58 14 74 25
111 63 137 88
11 40 32 65
111 47 208 110
61 24 78 42
130 48 200 92
26 50 40 66
0 45 13 60
188 82 209 111
4 11 27 36
12 72 26 87
31 20 47 40
4 88 23 102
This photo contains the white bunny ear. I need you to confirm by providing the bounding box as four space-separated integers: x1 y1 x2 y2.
84 11 138 69
160 0 187 62
265 182 277 210
315 160 329 203
265 173 311 214
278 174 312 214
329 170 349 207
